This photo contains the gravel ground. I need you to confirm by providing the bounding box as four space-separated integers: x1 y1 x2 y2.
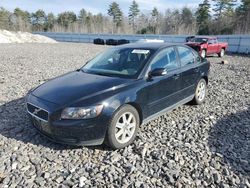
0 43 249 188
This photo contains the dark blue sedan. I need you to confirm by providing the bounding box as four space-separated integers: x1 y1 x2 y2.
26 43 210 149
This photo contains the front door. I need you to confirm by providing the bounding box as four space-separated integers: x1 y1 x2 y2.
207 39 217 54
144 47 182 117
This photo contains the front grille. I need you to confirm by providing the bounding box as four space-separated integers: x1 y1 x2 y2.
27 103 49 122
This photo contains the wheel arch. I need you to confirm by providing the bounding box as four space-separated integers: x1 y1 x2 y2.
126 102 143 124
202 76 208 84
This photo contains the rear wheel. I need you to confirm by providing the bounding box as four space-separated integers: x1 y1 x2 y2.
191 79 207 105
105 105 139 149
201 49 206 58
218 48 225 57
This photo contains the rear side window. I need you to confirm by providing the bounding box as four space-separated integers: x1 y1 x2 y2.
150 47 179 71
208 39 213 44
177 46 195 67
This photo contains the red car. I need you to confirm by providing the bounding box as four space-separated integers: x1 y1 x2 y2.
186 37 228 58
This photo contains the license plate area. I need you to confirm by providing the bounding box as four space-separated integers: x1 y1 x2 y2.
33 117 51 134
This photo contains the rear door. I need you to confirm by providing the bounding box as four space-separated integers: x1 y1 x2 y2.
177 46 201 99
144 47 182 116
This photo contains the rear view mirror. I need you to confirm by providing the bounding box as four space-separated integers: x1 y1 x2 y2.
148 68 167 78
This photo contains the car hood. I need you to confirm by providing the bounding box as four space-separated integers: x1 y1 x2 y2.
32 71 130 105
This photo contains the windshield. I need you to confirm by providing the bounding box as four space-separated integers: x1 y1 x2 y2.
82 48 155 78
193 38 208 43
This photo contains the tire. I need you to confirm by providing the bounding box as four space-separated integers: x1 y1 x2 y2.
218 48 225 57
105 105 140 149
105 39 118 46
191 78 207 105
117 39 130 45
201 49 206 58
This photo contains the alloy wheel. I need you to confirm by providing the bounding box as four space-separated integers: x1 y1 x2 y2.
115 112 136 144
221 49 225 57
196 81 206 101
201 50 206 58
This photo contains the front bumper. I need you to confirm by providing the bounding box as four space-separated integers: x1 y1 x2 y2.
26 94 109 146
29 116 107 146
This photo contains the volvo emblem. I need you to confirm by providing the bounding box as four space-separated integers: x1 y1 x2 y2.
33 108 41 115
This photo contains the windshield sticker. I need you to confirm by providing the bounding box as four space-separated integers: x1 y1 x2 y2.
132 49 150 54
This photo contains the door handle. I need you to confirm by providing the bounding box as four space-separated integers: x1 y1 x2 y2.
173 74 180 80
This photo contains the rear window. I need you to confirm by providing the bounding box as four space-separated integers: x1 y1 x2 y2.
193 38 208 43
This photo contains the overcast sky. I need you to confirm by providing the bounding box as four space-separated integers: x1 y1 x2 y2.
1 0 204 15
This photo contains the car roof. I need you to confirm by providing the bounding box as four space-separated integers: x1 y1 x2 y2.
116 42 179 50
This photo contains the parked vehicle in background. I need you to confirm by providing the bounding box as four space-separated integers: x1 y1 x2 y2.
186 36 228 58
26 43 210 149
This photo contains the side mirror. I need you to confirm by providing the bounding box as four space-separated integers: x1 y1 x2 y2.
148 68 167 78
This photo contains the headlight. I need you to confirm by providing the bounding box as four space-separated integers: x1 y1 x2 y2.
61 105 103 119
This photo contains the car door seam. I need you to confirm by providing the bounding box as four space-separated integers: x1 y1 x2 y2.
147 84 194 106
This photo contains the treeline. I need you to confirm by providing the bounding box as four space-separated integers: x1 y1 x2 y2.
0 0 249 35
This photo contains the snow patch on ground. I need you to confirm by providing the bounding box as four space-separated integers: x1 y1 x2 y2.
0 30 57 43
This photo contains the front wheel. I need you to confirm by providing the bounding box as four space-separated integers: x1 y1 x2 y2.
105 105 140 149
201 49 206 58
191 79 207 105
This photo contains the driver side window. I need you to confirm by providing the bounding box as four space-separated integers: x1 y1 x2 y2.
150 47 179 71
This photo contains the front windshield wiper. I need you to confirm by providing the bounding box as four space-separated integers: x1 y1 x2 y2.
81 69 112 77
92 72 111 77
78 69 88 73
